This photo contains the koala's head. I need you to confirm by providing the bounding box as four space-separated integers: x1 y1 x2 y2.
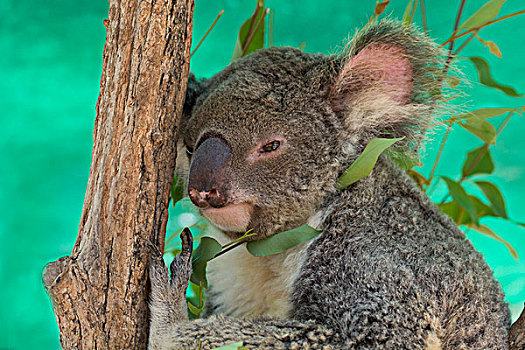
177 21 443 239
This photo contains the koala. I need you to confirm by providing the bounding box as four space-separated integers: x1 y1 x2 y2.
148 20 510 349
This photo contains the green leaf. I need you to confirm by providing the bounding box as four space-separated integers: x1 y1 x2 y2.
337 137 405 189
470 195 497 218
191 237 222 288
442 177 478 225
456 108 514 120
466 56 524 97
439 201 466 224
246 225 321 257
475 181 507 218
171 174 185 205
387 149 422 170
459 0 506 30
468 224 518 260
446 75 461 88
187 301 203 316
462 145 494 178
232 1 266 61
439 195 496 225
459 116 496 144
407 169 429 189
212 341 245 350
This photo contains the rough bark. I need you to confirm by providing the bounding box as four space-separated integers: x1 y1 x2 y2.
42 0 194 348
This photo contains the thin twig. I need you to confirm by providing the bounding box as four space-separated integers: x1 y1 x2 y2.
428 121 453 182
268 9 274 47
444 0 467 75
453 30 478 56
420 0 428 35
211 241 246 260
440 10 525 48
245 2 263 43
409 0 420 24
191 10 224 57
242 8 270 56
427 0 467 188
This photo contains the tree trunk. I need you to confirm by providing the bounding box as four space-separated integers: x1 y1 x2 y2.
42 0 194 348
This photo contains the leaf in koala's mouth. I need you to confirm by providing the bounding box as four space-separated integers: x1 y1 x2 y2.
246 224 321 257
336 137 405 190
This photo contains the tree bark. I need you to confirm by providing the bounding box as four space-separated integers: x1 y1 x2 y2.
42 0 194 348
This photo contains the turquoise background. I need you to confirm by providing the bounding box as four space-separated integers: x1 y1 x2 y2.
1 0 524 348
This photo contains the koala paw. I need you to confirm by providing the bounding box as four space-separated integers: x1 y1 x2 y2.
149 228 194 323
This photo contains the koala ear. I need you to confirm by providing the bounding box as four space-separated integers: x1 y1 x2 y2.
329 21 444 142
331 43 413 109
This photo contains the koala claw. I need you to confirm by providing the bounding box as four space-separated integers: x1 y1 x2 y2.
179 227 193 262
169 228 193 288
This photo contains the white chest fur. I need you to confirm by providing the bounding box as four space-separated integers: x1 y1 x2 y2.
206 230 309 319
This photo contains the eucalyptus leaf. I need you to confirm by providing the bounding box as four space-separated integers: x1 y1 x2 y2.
442 177 478 225
439 201 470 225
470 195 497 218
171 174 185 205
387 149 422 170
459 0 506 30
232 1 265 61
374 0 390 15
439 195 496 225
191 236 222 288
466 56 524 97
468 224 518 260
446 75 461 88
459 115 496 144
462 146 494 178
475 181 507 218
187 301 202 316
456 108 514 120
246 224 321 257
337 137 405 190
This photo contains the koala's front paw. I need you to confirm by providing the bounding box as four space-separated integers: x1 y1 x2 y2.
149 228 193 323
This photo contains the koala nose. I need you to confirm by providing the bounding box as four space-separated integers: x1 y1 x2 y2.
188 187 226 208
188 137 232 209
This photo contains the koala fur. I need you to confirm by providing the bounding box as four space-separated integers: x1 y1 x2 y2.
148 20 510 349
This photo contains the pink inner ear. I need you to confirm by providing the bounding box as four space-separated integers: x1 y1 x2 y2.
339 44 414 104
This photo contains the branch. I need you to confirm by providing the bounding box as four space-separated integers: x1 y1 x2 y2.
42 0 194 348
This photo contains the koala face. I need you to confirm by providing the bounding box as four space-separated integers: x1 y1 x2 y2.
182 48 342 238
179 21 442 239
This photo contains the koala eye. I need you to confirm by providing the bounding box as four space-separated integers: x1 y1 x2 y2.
261 140 281 153
185 144 193 156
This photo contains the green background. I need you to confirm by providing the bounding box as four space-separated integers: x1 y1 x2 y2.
1 0 524 348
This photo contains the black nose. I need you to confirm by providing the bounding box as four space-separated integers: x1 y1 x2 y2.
188 137 231 209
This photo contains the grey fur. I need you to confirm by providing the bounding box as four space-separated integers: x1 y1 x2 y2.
149 20 510 349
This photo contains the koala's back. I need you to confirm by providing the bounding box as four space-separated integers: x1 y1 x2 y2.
289 158 510 349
